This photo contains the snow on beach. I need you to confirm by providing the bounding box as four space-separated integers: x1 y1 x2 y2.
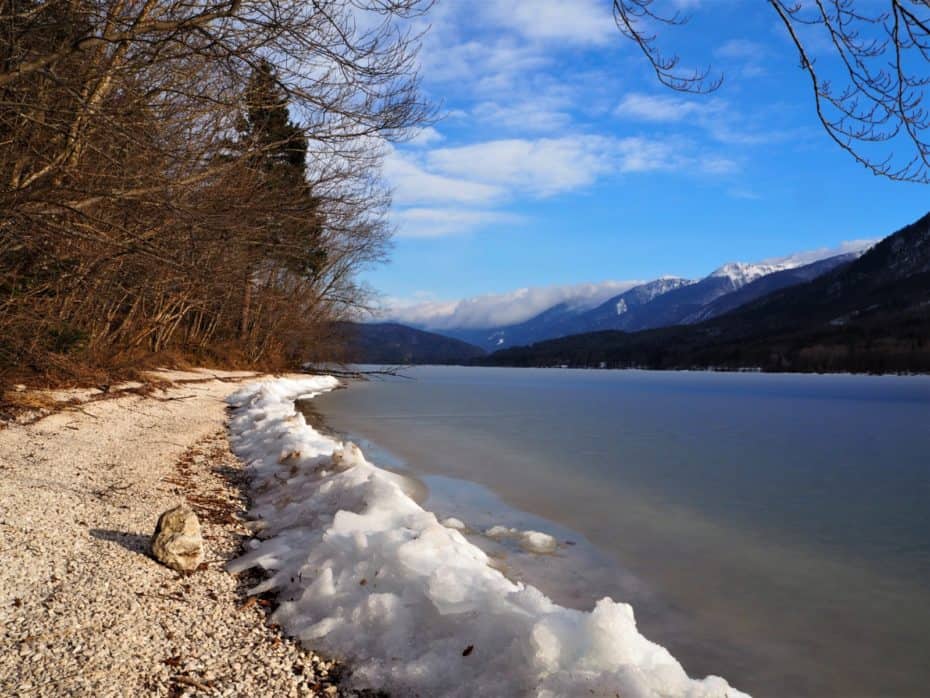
226 377 748 698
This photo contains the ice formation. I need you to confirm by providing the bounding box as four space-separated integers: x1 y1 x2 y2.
226 377 748 698
485 525 559 554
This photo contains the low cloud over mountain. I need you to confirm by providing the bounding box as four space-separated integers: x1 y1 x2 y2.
383 280 640 329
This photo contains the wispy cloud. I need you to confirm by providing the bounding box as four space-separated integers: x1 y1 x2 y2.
727 187 762 200
760 239 877 267
383 149 503 206
405 126 445 147
392 208 525 239
615 91 800 146
714 38 769 78
426 135 732 197
385 131 737 238
715 38 767 60
472 99 573 133
615 93 725 123
481 0 615 45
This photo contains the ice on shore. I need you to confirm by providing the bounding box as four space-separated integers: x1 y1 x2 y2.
441 517 467 530
226 377 748 698
485 525 559 554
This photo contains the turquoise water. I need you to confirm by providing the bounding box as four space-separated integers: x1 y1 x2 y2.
312 367 930 697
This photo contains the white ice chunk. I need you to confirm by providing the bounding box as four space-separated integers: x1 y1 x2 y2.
486 525 559 554
520 530 558 554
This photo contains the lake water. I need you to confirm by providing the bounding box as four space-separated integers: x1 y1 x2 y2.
310 366 930 697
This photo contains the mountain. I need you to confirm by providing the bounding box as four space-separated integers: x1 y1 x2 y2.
434 252 860 352
566 277 694 332
480 213 930 374
681 253 858 323
344 323 486 365
436 300 594 351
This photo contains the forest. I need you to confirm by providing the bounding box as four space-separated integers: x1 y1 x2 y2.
0 0 431 388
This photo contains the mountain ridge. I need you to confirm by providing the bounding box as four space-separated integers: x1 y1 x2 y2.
423 249 864 351
479 212 930 374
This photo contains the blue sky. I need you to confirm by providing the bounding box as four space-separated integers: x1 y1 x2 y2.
369 0 928 326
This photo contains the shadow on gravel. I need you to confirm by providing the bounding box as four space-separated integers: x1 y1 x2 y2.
90 528 151 556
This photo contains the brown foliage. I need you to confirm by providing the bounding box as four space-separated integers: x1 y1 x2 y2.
0 0 431 387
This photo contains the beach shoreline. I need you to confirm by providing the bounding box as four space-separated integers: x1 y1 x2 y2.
228 376 746 698
0 370 345 696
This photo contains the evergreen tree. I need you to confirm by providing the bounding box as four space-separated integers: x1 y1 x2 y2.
240 61 326 276
243 60 308 183
236 61 327 339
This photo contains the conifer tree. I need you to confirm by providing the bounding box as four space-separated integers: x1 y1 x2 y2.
237 60 326 339
243 60 307 183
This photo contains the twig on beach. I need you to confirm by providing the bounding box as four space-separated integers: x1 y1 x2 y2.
147 394 198 402
67 406 99 419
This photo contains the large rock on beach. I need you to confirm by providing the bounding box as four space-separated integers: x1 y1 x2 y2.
151 504 204 572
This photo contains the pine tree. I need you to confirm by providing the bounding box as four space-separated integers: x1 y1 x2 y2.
243 60 308 183
237 61 326 340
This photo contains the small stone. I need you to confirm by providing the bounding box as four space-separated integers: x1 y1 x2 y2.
151 505 205 573
13 384 26 392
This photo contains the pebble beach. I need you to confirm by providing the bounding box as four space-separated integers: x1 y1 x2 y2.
0 370 346 697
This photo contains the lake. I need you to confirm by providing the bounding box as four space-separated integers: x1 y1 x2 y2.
310 366 930 697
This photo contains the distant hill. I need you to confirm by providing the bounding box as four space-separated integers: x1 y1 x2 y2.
481 213 930 374
344 322 486 365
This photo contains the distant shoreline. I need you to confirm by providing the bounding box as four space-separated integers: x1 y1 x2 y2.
345 361 930 378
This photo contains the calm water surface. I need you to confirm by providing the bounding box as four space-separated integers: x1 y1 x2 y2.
311 367 930 697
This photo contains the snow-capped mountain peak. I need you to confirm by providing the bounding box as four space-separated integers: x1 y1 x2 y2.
709 261 798 289
634 276 694 299
709 241 875 290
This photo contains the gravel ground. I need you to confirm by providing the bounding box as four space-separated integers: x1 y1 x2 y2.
0 372 348 697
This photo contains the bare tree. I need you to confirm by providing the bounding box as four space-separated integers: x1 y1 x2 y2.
0 0 432 381
612 0 930 182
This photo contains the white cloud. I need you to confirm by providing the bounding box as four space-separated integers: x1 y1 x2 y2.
714 38 769 78
699 156 740 175
384 134 737 237
615 91 799 146
426 137 613 195
411 0 614 103
383 150 503 206
418 37 548 88
727 187 762 200
393 207 524 238
425 135 717 197
406 127 444 147
473 99 572 133
383 280 642 329
760 239 877 267
482 0 615 46
615 93 723 123
715 39 767 60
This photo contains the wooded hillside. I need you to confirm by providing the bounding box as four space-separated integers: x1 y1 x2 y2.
0 0 430 386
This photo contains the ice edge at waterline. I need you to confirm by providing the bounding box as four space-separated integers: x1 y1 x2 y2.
225 376 748 698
